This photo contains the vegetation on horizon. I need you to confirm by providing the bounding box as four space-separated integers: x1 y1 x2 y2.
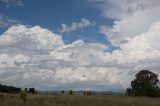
0 84 21 93
0 69 160 106
126 70 160 97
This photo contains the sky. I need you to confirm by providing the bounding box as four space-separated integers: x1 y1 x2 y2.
0 0 160 91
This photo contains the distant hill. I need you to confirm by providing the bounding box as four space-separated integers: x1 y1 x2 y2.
37 90 125 95
0 84 21 93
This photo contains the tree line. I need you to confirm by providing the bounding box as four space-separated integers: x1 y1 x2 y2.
0 69 160 97
0 84 21 93
0 84 36 94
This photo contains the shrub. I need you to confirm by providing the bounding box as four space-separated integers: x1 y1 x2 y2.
83 91 93 96
61 90 65 94
29 88 35 94
69 90 73 95
20 91 27 102
0 93 4 98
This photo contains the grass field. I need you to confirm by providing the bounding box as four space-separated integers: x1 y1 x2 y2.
0 93 160 106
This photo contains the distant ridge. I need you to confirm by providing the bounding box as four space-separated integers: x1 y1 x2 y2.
37 90 125 95
0 84 21 93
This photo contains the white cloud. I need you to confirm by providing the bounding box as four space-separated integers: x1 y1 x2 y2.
91 0 160 46
90 0 159 19
93 0 160 69
1 18 160 91
89 0 160 88
0 24 132 91
0 25 64 50
1 0 24 7
0 0 160 91
60 18 95 33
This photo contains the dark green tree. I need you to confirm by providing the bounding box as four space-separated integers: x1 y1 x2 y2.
29 88 35 94
131 70 159 97
69 90 73 95
24 88 28 92
0 84 21 93
126 88 132 96
61 90 65 94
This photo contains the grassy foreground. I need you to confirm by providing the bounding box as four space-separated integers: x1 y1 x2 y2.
0 93 160 106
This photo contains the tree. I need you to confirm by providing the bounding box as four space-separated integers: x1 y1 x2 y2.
20 91 27 102
131 70 159 97
83 91 93 96
29 88 35 94
0 84 21 93
61 90 65 94
126 88 132 96
69 90 73 95
24 88 28 92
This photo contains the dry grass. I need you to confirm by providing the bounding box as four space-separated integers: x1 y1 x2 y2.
0 93 160 106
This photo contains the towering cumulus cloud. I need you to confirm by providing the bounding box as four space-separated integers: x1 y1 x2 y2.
91 0 160 86
0 25 122 90
97 0 160 46
1 0 160 91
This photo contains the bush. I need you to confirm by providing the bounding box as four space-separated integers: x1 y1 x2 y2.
69 90 73 95
61 90 65 94
29 88 35 94
83 91 93 96
20 91 27 102
0 93 4 98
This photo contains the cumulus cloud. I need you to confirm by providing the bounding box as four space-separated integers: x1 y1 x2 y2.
2 0 160 91
89 0 160 88
0 24 136 91
1 21 160 91
90 0 160 62
60 18 95 33
91 0 160 46
0 25 64 50
0 25 120 90
1 0 24 7
0 14 21 28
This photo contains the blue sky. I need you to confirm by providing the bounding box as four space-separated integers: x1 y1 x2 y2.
0 0 114 45
0 0 160 91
